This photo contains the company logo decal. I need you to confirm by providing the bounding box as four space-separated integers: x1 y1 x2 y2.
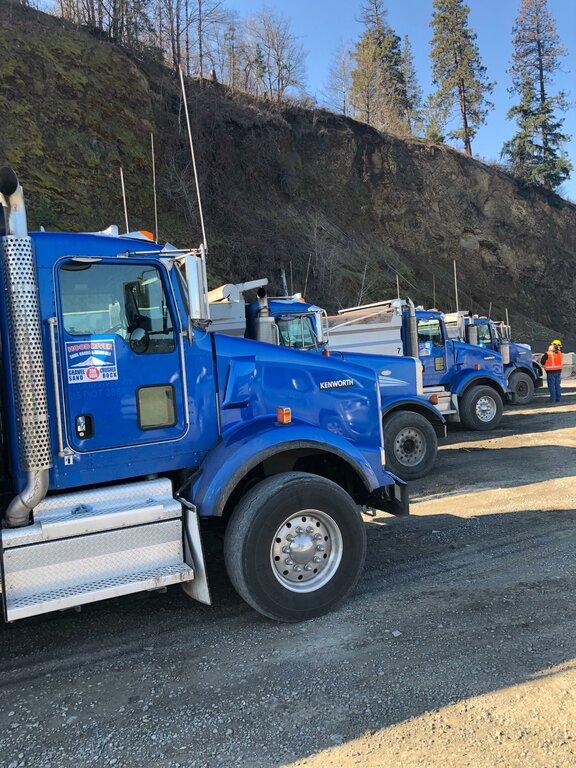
319 378 354 390
65 339 118 384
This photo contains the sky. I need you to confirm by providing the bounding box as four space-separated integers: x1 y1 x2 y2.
230 0 576 199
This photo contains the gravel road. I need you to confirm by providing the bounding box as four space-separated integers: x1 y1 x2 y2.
1 383 576 768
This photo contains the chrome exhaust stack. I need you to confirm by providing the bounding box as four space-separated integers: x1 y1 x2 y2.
0 168 52 527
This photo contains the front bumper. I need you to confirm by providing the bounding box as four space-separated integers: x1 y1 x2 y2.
366 480 410 517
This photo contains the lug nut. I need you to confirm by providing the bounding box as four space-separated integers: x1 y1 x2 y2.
304 564 313 572
306 526 314 534
293 565 303 572
313 556 322 563
313 533 322 540
285 558 294 566
296 526 303 534
286 534 295 542
282 546 290 554
316 544 325 552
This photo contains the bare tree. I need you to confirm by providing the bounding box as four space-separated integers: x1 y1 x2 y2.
245 8 306 101
324 43 353 115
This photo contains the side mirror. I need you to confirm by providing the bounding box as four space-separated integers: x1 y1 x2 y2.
129 327 150 354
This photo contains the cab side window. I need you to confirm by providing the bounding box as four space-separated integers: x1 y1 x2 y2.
59 262 175 354
477 324 492 345
417 319 443 348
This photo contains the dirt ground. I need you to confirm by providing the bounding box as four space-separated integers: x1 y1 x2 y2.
1 383 576 768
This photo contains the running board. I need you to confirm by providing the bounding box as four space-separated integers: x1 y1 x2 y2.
1 478 207 622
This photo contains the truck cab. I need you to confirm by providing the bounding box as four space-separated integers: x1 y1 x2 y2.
0 167 407 624
444 312 542 404
210 286 446 480
327 299 509 432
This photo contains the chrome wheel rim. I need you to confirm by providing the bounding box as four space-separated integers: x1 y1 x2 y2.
476 395 497 422
393 427 426 467
270 509 343 593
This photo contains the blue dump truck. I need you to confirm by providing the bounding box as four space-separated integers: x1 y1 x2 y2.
0 168 408 623
209 285 446 480
326 300 509 431
444 311 542 405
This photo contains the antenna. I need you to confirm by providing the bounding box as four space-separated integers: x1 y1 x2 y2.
119 165 129 234
432 274 436 308
488 301 492 319
150 132 159 242
396 273 400 299
453 259 459 313
505 307 510 333
178 65 208 251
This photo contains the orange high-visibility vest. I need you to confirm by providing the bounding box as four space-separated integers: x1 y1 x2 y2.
544 350 563 371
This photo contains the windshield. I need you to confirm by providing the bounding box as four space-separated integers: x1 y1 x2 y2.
276 314 318 350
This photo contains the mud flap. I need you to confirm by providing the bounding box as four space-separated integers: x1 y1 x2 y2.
366 481 410 517
181 505 211 605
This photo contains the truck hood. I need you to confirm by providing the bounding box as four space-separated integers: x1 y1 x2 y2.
328 350 418 399
212 332 384 445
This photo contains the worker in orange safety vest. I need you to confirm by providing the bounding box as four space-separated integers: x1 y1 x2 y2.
540 340 563 403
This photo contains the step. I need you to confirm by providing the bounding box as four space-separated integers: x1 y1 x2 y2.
6 562 194 621
1 478 197 621
2 477 181 548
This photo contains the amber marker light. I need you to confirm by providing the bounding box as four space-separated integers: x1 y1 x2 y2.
429 393 439 405
276 407 292 425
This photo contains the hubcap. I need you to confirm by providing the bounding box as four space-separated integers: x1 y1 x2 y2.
517 381 528 397
475 395 497 422
393 427 426 467
270 509 343 593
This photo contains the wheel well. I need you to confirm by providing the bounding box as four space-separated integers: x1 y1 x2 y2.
221 448 367 523
461 377 504 399
508 366 537 383
383 404 444 435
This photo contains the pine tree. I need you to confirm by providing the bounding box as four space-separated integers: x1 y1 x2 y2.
430 0 493 156
351 0 409 134
401 35 423 135
502 0 571 190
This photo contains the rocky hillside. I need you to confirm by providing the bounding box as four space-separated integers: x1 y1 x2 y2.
1 1 575 349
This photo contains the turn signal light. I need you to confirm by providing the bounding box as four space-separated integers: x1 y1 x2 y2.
276 406 292 425
322 348 330 357
428 394 439 405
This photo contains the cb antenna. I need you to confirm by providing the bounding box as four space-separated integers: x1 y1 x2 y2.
453 259 459 313
150 132 159 242
119 165 129 234
178 64 208 252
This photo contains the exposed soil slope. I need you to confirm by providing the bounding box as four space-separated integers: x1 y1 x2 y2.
1 1 575 348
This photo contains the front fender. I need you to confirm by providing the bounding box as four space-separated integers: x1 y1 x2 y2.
380 396 446 437
452 370 508 397
506 363 539 383
191 417 396 518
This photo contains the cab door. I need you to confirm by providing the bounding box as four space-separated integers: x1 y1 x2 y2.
417 317 447 387
57 259 187 452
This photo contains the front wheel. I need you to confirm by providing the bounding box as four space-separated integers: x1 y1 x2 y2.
382 411 438 480
509 371 535 405
459 385 504 431
224 472 367 622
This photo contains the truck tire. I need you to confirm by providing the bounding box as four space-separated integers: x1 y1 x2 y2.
509 371 535 405
224 472 366 622
382 411 438 480
459 385 503 431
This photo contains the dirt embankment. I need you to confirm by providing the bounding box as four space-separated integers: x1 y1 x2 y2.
1 385 576 767
1 1 575 348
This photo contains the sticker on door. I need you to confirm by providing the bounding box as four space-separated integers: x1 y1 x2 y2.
65 339 118 384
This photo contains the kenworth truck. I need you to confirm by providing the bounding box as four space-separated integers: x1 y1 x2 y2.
327 300 509 431
209 284 446 480
0 168 408 624
444 311 542 405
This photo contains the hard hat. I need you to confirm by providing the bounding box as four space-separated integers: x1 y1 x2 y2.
552 339 562 347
